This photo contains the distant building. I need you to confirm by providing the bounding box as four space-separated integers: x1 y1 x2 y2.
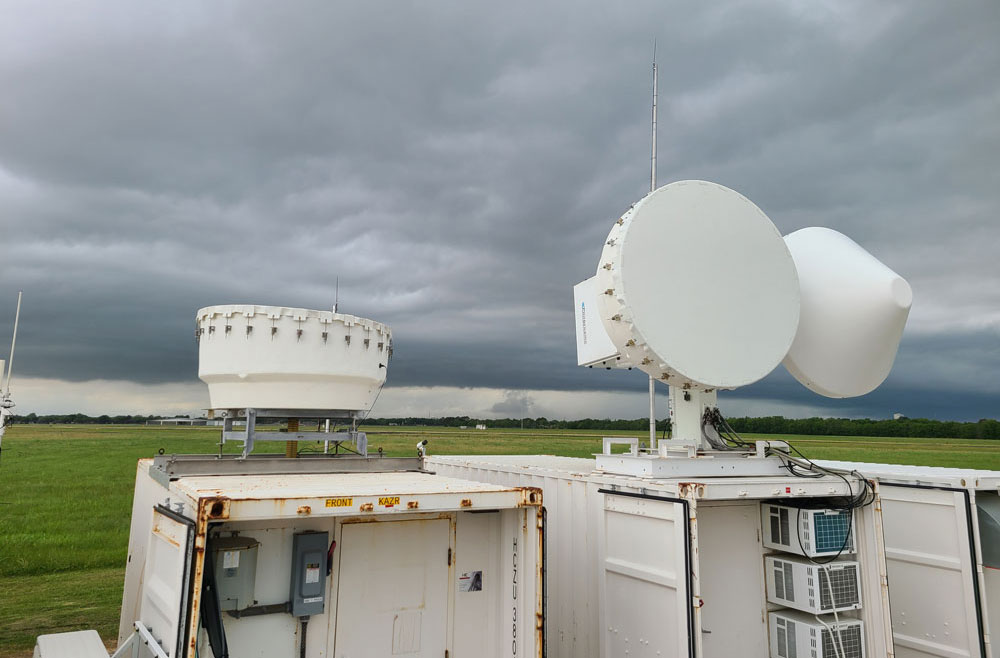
893 412 905 420
150 418 208 426
476 424 487 430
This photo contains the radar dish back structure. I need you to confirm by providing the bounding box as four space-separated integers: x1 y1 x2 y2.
197 304 392 457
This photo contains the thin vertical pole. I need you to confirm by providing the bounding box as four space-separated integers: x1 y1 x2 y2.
5 291 22 397
648 46 658 450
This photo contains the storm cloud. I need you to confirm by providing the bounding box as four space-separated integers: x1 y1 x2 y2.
0 0 997 419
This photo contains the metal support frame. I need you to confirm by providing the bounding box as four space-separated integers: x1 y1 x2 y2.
214 408 367 459
110 621 169 658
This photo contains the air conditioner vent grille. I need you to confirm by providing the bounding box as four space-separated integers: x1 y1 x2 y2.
820 566 861 611
822 624 863 658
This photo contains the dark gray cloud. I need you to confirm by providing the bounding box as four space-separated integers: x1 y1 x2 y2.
0 0 997 420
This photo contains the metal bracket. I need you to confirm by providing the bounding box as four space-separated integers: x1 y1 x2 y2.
110 622 169 658
215 408 368 459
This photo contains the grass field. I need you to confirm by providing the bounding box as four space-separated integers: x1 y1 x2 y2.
3 423 1000 655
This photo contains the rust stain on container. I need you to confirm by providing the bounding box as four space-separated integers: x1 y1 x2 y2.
518 487 543 507
460 498 473 507
297 505 311 515
359 502 374 512
407 500 419 509
205 497 230 520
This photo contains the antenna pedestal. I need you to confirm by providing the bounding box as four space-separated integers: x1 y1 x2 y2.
667 386 717 449
215 407 367 459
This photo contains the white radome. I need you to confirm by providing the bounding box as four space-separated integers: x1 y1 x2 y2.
782 227 912 398
594 180 801 390
197 305 391 411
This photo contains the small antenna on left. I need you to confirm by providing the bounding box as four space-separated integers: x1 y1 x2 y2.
333 277 339 314
4 291 22 398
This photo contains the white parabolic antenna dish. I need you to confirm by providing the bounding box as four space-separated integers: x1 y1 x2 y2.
595 180 801 389
197 305 391 411
782 227 912 398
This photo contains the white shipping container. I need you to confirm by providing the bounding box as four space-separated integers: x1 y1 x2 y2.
113 457 543 658
427 454 894 658
817 460 1000 658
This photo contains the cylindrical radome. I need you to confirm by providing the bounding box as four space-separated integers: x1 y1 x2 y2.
594 180 800 390
782 228 912 398
196 305 391 411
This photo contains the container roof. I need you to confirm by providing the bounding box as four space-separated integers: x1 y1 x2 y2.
815 460 1000 490
171 470 523 501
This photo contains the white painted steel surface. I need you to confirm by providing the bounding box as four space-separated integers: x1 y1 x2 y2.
817 460 1000 490
426 454 894 658
593 180 800 390
782 228 911 398
600 494 690 658
197 305 390 411
117 460 543 658
139 509 191 658
334 519 450 657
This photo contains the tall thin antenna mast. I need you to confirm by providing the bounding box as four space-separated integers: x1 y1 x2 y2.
648 43 658 449
5 291 22 397
650 41 657 194
334 277 340 314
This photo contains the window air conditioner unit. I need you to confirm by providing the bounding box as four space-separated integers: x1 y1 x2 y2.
762 503 854 557
766 555 862 614
769 609 865 658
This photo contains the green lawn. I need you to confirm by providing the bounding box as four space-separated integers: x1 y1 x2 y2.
2 423 1000 655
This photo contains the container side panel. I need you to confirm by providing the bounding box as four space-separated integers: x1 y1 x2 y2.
334 519 451 658
697 503 769 657
139 509 192 658
602 495 688 658
984 568 1000 658
880 487 979 658
120 461 171 645
427 460 603 658
454 511 503 657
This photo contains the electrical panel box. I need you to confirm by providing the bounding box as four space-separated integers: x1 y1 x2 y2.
769 609 865 658
290 532 328 617
766 555 862 614
212 535 260 611
762 503 854 557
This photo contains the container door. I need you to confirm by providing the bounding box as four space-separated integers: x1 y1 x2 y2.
601 493 692 658
138 506 196 658
879 485 983 658
334 519 452 658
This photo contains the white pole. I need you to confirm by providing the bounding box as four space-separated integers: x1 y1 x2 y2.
648 46 658 450
650 45 657 194
5 291 22 397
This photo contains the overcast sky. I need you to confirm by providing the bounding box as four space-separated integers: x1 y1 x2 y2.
1 0 997 421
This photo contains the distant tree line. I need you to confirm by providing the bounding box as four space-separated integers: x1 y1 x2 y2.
371 415 1000 439
9 413 1000 439
725 416 1000 440
12 413 168 424
369 416 667 431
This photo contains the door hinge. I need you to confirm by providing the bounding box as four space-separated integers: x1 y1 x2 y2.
447 548 452 566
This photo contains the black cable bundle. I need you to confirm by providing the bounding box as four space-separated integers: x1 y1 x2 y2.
704 406 877 564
